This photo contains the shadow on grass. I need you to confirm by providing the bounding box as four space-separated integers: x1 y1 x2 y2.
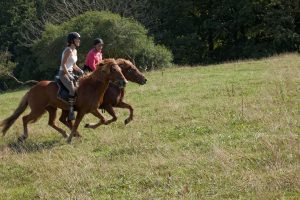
7 139 61 153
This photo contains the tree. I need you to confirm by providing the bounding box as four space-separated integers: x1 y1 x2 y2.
147 0 300 63
2 0 300 81
17 0 153 46
0 0 38 52
31 11 172 80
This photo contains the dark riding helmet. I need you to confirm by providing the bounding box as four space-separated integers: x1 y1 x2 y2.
67 32 80 44
93 38 104 45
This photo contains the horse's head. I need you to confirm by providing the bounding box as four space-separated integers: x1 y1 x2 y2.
98 59 127 88
116 59 147 85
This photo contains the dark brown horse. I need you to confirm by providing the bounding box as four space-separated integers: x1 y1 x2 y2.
85 58 147 128
58 58 147 129
0 59 127 143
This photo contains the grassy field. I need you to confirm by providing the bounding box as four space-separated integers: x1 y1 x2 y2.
0 54 299 199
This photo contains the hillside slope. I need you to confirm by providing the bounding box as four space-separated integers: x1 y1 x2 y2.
0 54 299 199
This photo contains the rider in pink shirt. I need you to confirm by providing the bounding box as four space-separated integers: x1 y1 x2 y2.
83 38 104 72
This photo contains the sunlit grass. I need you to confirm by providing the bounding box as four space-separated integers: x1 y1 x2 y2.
0 53 299 199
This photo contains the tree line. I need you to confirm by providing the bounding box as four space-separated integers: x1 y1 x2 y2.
0 0 300 90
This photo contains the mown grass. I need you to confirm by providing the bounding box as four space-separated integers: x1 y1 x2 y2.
0 54 299 199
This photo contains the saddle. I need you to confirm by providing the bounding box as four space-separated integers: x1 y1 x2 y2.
54 76 71 102
54 73 80 102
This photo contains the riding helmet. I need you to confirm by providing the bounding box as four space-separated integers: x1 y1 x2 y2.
67 32 81 43
93 38 104 45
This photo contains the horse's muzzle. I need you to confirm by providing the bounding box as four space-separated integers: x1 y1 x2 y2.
142 78 147 85
139 78 147 85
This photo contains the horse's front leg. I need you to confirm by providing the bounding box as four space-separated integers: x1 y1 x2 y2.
67 111 85 143
84 109 108 129
115 101 133 125
104 105 118 124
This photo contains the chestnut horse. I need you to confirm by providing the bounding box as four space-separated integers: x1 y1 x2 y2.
0 59 127 143
57 59 147 130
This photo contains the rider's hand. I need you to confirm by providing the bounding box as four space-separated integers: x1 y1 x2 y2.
79 70 84 76
68 74 75 81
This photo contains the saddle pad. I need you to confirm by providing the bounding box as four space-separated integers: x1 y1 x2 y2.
54 77 70 102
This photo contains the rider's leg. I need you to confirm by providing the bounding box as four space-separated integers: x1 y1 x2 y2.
59 71 76 120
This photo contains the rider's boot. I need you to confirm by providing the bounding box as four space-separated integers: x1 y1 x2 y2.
68 96 75 120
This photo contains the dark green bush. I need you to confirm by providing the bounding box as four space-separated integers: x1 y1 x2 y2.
33 11 173 78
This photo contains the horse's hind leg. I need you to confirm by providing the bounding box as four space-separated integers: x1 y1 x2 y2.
19 110 45 142
46 106 68 138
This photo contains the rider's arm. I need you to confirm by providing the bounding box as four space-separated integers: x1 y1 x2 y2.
72 49 83 74
73 64 84 74
61 49 72 76
91 54 97 71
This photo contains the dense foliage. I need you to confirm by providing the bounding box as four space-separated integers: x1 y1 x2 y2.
147 0 300 64
33 11 172 79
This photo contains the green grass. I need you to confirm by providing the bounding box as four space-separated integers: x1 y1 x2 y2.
0 54 299 199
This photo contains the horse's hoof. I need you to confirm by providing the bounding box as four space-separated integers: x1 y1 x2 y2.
17 136 26 143
124 119 131 125
74 132 82 137
61 131 68 138
66 137 72 143
74 134 82 138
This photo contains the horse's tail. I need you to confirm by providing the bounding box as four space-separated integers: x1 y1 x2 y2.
0 92 29 135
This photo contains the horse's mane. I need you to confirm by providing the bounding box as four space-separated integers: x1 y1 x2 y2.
116 58 137 70
79 58 117 84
